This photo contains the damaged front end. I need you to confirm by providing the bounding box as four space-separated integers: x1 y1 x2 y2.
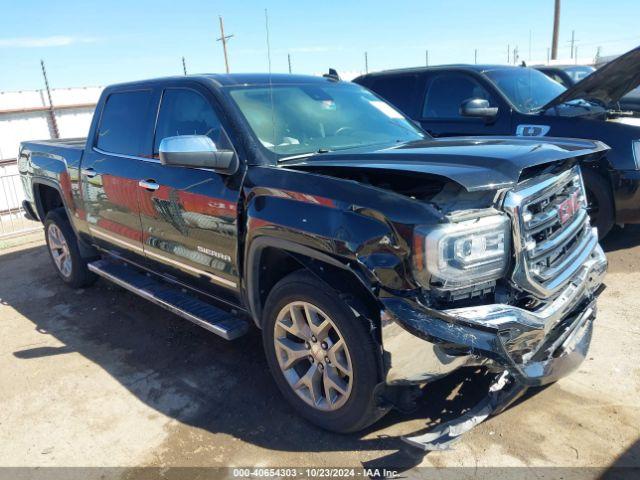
380 165 607 447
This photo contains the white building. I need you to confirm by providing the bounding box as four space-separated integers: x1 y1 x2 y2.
0 86 101 236
0 86 102 161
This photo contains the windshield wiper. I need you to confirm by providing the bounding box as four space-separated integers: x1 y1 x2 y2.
279 148 332 163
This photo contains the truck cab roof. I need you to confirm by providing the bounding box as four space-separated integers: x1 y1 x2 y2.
355 64 524 79
105 73 337 92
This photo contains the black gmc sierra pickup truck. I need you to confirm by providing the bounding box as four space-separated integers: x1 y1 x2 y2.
19 73 607 441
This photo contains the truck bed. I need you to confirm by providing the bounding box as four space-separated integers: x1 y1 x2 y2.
20 137 86 168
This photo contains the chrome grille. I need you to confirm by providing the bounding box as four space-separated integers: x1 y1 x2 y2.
504 166 598 299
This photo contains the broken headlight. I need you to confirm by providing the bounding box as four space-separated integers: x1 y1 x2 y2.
413 214 511 290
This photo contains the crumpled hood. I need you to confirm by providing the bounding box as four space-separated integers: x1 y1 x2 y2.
543 45 640 110
283 137 609 192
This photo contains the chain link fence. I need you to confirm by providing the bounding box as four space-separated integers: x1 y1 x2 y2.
0 159 41 239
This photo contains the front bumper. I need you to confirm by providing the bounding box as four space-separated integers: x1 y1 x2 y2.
381 242 607 387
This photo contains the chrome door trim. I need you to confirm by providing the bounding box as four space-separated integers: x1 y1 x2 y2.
89 226 144 253
144 247 237 288
90 225 238 288
92 147 161 164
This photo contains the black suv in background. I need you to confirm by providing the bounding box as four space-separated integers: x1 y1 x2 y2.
535 64 640 114
354 46 640 238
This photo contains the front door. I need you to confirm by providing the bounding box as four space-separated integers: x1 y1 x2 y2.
419 72 511 137
137 85 243 304
81 88 157 262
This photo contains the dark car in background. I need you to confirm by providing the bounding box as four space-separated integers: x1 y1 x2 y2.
535 65 596 88
354 46 640 238
536 64 640 114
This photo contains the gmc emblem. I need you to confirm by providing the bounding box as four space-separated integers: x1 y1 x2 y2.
558 192 581 225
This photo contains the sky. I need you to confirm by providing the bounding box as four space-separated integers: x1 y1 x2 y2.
1 0 639 91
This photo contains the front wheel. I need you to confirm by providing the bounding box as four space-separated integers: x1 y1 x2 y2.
262 271 388 433
582 169 614 240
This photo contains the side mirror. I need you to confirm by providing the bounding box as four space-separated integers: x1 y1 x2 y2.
159 135 238 175
460 98 499 120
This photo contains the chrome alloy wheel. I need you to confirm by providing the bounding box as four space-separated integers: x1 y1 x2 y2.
47 224 72 278
273 301 353 411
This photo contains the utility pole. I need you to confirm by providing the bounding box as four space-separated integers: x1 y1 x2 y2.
40 60 59 139
551 0 560 60
574 45 578 64
474 49 478 64
513 46 519 65
547 47 550 64
287 53 292 74
595 46 602 65
507 44 510 64
182 56 187 75
217 15 233 73
364 51 368 73
425 49 429 66
569 29 576 59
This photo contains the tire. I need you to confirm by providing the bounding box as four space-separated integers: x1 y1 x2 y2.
262 270 388 433
582 169 614 240
44 208 97 288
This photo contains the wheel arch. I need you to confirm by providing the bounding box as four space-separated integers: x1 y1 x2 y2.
33 178 98 259
32 179 66 223
245 237 382 338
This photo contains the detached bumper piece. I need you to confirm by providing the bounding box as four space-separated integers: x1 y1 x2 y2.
402 371 525 451
382 244 606 450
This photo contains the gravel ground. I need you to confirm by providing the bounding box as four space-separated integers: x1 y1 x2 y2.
0 228 638 478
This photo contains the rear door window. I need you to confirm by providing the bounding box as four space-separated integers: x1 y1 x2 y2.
369 74 419 116
422 73 494 119
96 90 154 156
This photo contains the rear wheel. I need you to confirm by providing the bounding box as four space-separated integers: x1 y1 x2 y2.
44 208 97 288
262 271 388 433
582 169 614 240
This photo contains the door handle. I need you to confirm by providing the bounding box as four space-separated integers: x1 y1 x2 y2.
82 168 97 178
138 179 160 191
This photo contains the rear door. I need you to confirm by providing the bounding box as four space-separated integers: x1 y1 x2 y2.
81 89 159 262
418 71 511 137
364 73 422 119
137 84 243 304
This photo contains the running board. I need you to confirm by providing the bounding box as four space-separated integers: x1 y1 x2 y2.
88 259 248 340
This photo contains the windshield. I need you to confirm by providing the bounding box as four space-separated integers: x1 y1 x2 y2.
227 82 425 158
484 68 566 113
563 65 596 83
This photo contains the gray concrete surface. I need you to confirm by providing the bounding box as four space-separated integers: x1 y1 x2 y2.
0 228 638 476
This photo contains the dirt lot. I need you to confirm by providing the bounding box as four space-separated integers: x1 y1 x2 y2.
0 227 639 477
